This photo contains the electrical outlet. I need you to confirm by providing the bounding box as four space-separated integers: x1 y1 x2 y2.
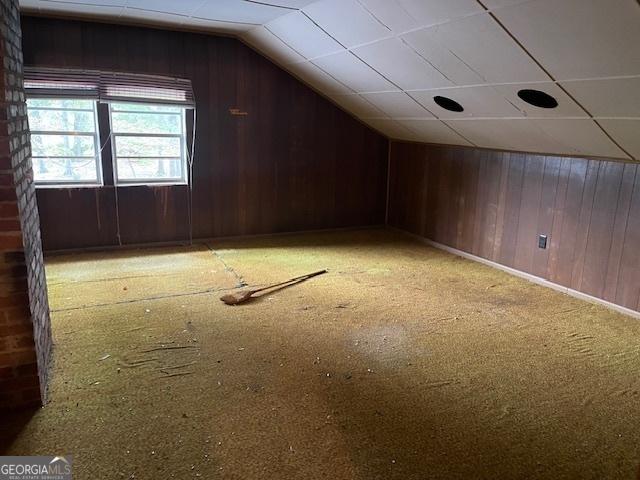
538 234 548 249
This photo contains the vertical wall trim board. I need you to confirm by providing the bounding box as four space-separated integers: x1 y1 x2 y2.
611 166 637 304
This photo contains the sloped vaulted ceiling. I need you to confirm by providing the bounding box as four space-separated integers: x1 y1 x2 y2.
20 0 640 161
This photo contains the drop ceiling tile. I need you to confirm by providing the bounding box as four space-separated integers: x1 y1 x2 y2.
422 13 549 84
312 51 398 93
481 0 530 8
358 0 482 34
265 11 344 59
36 0 126 5
445 118 565 153
267 1 317 7
353 37 451 90
120 8 197 27
180 16 253 33
401 28 485 85
242 26 306 65
398 0 484 27
397 119 473 145
530 119 629 159
125 0 202 16
361 92 434 118
363 118 421 141
596 119 640 160
286 61 353 95
28 1 124 17
303 0 390 48
329 94 386 118
492 82 588 118
561 77 640 118
193 0 292 26
494 0 640 80
411 85 522 119
356 0 420 34
445 118 631 158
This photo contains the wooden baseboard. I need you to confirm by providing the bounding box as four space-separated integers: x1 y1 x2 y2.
44 224 386 256
389 226 640 320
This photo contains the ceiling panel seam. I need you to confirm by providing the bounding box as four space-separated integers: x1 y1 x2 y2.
242 0 298 11
403 92 437 118
300 10 348 48
297 9 410 94
279 75 640 94
397 36 454 84
353 0 392 32
440 120 478 147
567 160 600 285
258 22 357 95
612 166 637 304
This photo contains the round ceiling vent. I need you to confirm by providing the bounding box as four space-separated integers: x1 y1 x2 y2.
433 95 464 112
517 89 558 109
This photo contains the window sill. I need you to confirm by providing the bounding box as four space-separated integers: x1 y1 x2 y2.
35 183 103 189
115 182 188 187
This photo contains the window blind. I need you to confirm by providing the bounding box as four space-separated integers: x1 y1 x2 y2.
23 67 195 107
98 72 194 106
24 67 100 99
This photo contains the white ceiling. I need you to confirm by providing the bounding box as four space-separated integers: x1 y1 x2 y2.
20 0 640 161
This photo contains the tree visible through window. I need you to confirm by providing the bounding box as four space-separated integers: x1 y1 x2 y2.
27 98 101 185
110 103 187 184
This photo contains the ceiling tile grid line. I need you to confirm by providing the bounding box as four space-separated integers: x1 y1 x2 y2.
294 9 423 98
263 22 328 62
225 72 640 95
353 0 394 32
241 1 298 11
124 0 207 20
439 120 478 147
404 92 439 119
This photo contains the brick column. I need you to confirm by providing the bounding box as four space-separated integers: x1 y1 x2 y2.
0 0 52 409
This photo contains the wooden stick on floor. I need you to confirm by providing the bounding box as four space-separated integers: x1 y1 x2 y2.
220 269 327 305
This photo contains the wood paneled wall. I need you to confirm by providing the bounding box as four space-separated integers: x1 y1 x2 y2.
388 142 640 312
21 16 388 251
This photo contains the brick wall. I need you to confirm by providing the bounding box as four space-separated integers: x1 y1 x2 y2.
0 0 52 409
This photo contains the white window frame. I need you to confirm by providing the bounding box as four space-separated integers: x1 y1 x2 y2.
28 98 102 188
108 103 188 186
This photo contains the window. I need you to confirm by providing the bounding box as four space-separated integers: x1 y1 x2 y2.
109 103 187 185
24 68 195 188
27 98 101 186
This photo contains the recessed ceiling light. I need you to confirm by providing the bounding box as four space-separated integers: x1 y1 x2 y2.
433 95 464 113
517 89 558 109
